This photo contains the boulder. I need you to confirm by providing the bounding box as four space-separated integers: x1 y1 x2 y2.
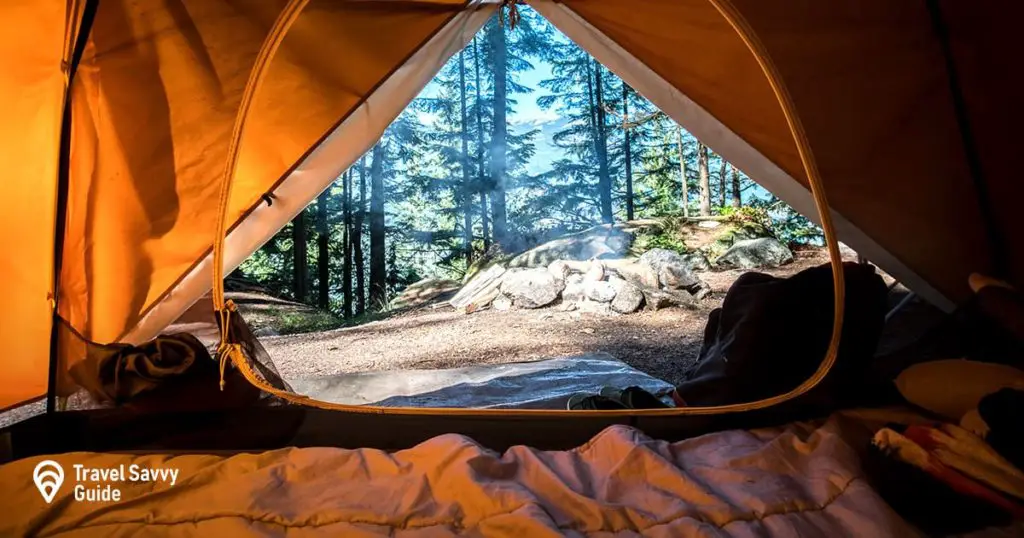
642 288 697 311
609 276 644 314
583 261 606 283
508 224 634 268
500 268 565 309
609 261 660 289
690 281 713 301
577 300 614 316
585 280 617 303
561 274 586 303
548 260 571 280
492 294 513 312
638 248 702 290
682 253 712 272
715 237 794 269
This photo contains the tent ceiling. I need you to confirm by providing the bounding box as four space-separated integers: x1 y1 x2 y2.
0 0 1017 409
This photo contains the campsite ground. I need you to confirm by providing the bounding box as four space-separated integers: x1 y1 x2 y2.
263 246 871 387
1 246 896 428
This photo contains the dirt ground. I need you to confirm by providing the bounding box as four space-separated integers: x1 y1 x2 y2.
1 247 892 428
264 247 869 387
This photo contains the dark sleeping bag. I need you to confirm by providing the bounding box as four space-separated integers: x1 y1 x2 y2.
673 262 888 410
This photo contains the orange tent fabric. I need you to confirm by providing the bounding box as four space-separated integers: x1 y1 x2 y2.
0 0 1016 409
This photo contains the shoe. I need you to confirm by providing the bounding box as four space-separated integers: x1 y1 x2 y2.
567 393 629 410
599 386 625 402
620 386 672 409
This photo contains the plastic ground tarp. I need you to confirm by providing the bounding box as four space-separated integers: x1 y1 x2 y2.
285 353 674 409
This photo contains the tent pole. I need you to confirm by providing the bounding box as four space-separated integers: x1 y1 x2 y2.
46 0 101 415
925 0 1007 279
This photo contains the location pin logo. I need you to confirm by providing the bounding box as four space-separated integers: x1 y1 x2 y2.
33 460 64 504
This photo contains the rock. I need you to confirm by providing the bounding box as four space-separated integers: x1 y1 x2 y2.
583 261 605 283
609 261 660 289
642 288 697 311
492 294 513 312
584 280 617 303
561 274 586 303
508 224 634 268
698 220 722 229
578 300 614 316
715 237 794 269
609 277 644 314
690 281 713 301
557 302 578 312
682 253 712 272
500 268 565 309
638 248 701 290
548 260 571 280
450 264 506 309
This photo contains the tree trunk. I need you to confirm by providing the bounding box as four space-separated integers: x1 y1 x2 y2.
698 142 711 216
458 50 473 265
677 127 689 218
592 60 613 224
718 156 728 209
354 157 367 315
291 210 308 303
369 143 386 311
342 170 353 318
487 21 509 247
731 164 742 208
316 188 330 310
622 84 634 221
473 35 490 251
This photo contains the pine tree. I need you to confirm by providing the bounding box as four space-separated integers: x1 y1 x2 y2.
621 84 634 221
291 210 308 302
698 142 711 216
354 157 367 315
458 49 473 264
342 169 353 318
369 143 387 310
537 37 617 226
718 155 728 209
677 127 690 218
487 18 509 246
592 60 614 223
472 35 491 251
731 163 742 208
316 188 330 310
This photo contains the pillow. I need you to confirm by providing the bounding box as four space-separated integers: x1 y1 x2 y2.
895 359 1024 421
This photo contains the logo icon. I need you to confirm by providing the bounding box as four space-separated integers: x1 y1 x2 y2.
33 460 64 504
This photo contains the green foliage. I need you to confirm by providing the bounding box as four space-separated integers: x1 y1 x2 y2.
632 217 689 255
720 206 774 238
746 197 824 246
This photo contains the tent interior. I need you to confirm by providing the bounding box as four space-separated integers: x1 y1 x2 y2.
1 0 1023 534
